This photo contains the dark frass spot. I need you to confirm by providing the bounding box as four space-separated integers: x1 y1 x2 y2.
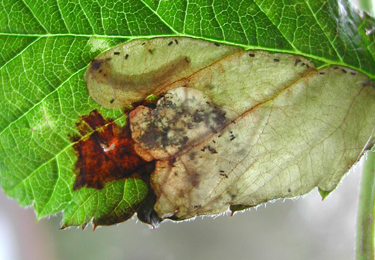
249 53 255 57
229 131 236 141
207 145 217 154
72 110 154 190
168 41 173 46
114 52 120 55
220 173 228 178
125 54 129 59
90 60 102 71
273 58 280 62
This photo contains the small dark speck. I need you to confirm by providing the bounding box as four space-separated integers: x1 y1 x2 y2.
342 69 347 73
193 205 199 209
175 39 179 44
189 152 196 160
168 41 173 46
148 49 154 54
319 72 325 75
288 188 291 193
103 73 107 77
294 59 301 66
142 42 146 45
125 54 129 59
91 60 102 71
273 58 280 62
110 99 115 104
219 170 225 173
249 53 255 57
114 52 120 55
350 71 356 75
207 145 217 154
333 66 339 70
214 43 220 47
99 69 102 73
229 132 235 141
220 173 228 178
212 140 216 143
301 63 305 66
306 64 310 69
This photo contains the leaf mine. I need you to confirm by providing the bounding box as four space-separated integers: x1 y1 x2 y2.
72 110 155 190
80 37 375 226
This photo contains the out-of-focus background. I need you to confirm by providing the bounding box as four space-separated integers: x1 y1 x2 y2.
0 160 364 260
1 1 374 259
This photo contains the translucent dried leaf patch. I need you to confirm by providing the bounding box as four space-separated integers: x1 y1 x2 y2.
79 37 375 225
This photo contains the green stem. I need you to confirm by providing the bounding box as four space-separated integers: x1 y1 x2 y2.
356 149 375 260
359 0 375 16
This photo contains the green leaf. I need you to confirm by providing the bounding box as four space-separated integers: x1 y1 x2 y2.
0 0 374 228
318 188 332 200
62 178 148 228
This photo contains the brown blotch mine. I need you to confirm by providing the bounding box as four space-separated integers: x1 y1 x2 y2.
72 110 155 190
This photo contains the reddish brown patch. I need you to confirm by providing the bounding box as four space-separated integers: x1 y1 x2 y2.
72 110 154 190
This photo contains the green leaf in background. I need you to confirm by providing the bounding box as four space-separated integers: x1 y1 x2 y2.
0 0 374 228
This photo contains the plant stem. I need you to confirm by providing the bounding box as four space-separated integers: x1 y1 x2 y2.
359 0 375 16
356 149 375 260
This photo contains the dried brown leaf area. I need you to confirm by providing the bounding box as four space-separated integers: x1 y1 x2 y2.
84 37 375 221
